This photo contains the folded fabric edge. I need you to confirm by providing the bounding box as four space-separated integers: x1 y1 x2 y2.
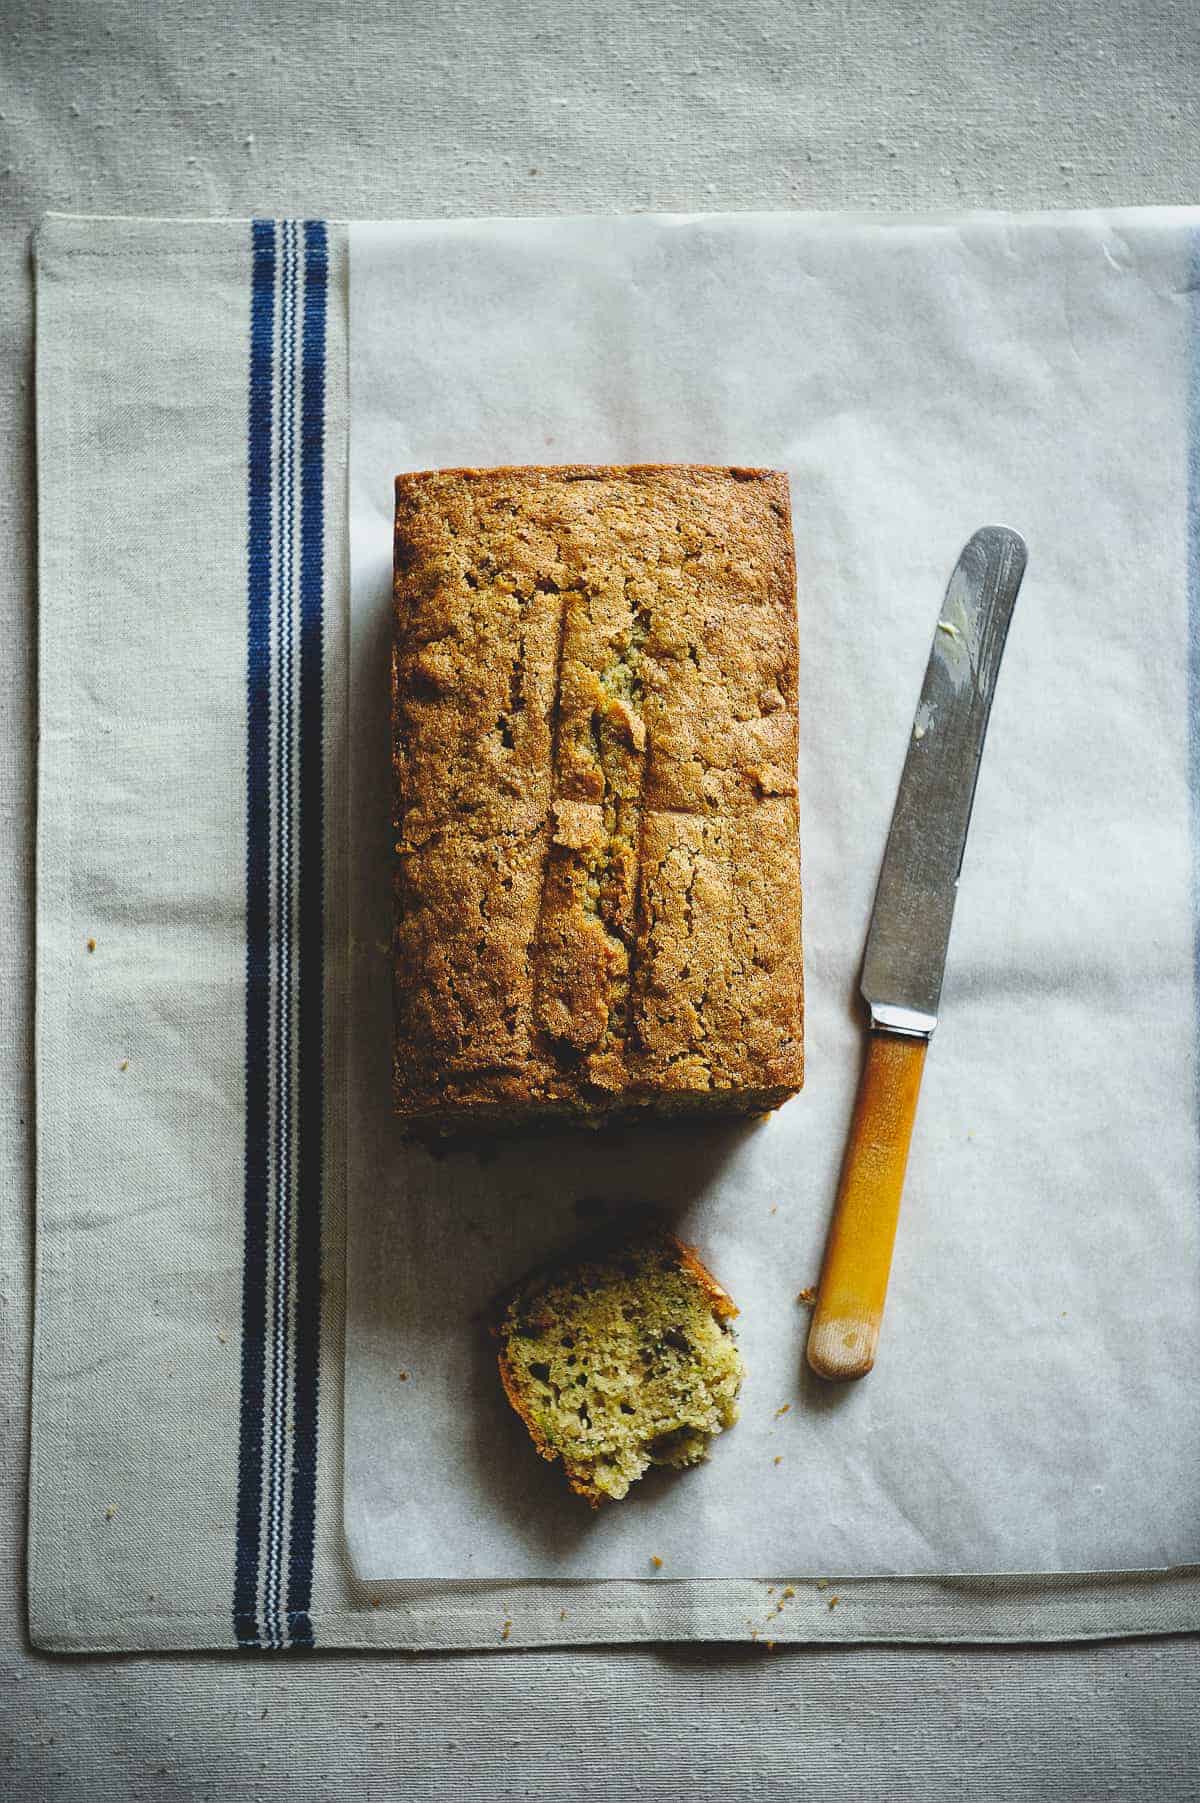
29 1568 1200 1655
36 201 1200 250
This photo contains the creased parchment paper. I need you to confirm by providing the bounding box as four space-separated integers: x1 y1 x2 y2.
346 210 1200 1580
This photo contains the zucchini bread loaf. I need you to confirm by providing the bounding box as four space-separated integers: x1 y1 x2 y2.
392 463 803 1131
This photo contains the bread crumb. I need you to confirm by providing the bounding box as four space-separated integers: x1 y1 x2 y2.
815 1579 828 1591
398 1370 409 1381
104 1506 116 1521
118 1059 129 1072
782 1586 795 1599
828 1595 840 1610
370 1598 381 1609
773 1455 783 1466
650 1555 664 1569
559 1609 567 1620
86 938 96 953
796 1286 817 1306
769 1205 778 1216
500 1619 512 1642
774 1403 791 1419
217 1332 227 1345
764 1638 776 1650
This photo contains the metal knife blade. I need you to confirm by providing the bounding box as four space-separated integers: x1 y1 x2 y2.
860 526 1027 1038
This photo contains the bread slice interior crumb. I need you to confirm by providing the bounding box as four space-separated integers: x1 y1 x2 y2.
496 1226 744 1504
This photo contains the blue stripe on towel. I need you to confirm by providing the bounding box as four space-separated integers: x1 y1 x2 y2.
236 218 328 1651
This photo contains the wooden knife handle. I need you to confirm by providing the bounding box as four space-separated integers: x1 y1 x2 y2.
806 1029 928 1382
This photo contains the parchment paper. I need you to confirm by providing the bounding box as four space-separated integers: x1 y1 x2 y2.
346 210 1200 1580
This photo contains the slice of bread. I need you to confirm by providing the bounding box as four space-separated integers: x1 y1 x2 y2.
495 1223 745 1505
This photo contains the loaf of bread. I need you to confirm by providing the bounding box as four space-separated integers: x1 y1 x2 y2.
392 463 803 1131
494 1223 744 1504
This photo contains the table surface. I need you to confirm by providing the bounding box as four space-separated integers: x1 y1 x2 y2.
3 2 1199 1797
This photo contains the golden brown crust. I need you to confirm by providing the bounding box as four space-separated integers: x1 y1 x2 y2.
392 463 803 1128
669 1235 740 1324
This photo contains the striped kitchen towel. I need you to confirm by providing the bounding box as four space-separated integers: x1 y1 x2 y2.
35 216 347 1654
30 213 1200 1650
235 217 330 1649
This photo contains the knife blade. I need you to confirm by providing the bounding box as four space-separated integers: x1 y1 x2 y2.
861 524 1027 1037
806 526 1027 1382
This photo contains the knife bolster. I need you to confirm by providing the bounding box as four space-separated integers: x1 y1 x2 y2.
868 1001 937 1038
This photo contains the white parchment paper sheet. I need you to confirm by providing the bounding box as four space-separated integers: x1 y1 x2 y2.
346 211 1200 1580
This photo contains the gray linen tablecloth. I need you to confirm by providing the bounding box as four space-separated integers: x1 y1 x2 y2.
4 1 1200 1796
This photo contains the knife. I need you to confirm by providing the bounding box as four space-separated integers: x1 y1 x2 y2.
806 526 1028 1383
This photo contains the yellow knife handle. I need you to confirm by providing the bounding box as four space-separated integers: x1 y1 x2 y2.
806 1029 928 1382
